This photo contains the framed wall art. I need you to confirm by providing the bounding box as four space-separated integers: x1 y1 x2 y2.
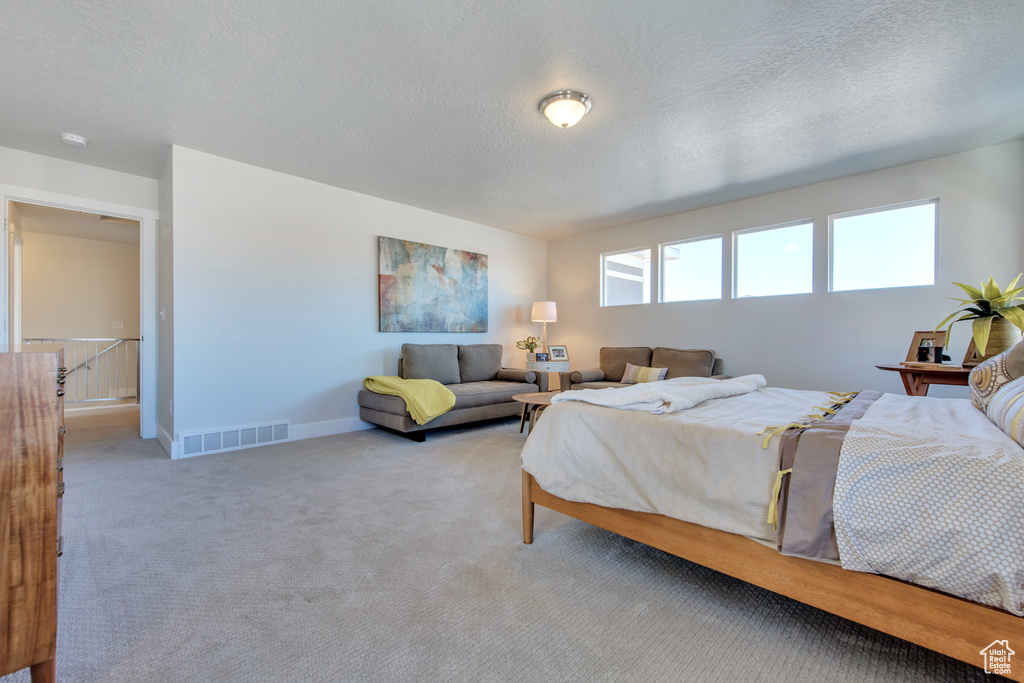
378 236 488 332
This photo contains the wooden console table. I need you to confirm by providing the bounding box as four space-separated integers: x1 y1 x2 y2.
875 364 971 397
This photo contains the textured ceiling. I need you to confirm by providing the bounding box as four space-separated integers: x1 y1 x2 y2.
1 1 1023 239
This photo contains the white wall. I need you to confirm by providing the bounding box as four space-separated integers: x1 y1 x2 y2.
157 151 174 450
21 231 140 339
548 140 1024 398
0 146 158 211
169 146 547 442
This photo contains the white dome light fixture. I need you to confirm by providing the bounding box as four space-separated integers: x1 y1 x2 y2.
60 132 88 147
538 90 592 129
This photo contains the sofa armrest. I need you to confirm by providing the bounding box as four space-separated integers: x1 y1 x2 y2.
569 369 605 386
497 368 532 382
497 368 547 391
710 374 732 380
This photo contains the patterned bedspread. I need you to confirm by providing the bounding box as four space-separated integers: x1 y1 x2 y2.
834 394 1024 615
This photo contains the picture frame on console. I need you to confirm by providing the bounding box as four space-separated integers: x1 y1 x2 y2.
548 345 569 361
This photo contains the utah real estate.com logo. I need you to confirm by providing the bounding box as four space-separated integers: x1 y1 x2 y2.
980 640 1014 676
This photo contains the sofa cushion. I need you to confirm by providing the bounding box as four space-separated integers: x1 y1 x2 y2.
402 343 460 384
446 381 538 410
600 347 652 382
572 381 629 391
358 378 538 417
458 344 502 382
357 388 410 416
651 347 715 379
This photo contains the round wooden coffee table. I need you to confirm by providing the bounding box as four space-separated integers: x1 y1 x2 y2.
512 390 561 434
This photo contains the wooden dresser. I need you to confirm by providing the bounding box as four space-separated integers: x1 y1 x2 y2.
0 346 65 682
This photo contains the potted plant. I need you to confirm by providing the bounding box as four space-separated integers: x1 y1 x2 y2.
936 274 1024 359
516 336 541 361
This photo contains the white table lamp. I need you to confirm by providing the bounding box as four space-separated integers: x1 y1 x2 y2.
531 301 557 352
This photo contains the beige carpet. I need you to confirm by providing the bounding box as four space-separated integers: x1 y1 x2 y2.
1 409 989 682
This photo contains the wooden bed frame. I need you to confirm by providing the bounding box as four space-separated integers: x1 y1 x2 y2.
522 470 1023 680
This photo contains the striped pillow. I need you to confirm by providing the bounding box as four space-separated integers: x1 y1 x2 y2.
621 362 668 384
987 375 1024 446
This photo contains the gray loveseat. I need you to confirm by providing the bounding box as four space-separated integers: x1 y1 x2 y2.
560 346 728 391
358 343 547 441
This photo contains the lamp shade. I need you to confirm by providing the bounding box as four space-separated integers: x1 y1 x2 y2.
531 301 557 322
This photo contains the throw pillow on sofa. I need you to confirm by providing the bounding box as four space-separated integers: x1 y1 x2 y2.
620 362 668 384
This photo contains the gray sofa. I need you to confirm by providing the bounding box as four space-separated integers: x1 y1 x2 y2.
560 346 728 391
358 343 547 441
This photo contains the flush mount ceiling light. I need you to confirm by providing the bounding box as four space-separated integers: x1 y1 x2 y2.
538 90 592 129
60 132 88 147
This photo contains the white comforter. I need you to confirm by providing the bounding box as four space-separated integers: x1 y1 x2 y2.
551 374 767 414
522 386 833 542
834 394 1024 615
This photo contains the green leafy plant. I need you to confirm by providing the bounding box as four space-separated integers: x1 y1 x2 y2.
515 336 540 353
936 274 1024 354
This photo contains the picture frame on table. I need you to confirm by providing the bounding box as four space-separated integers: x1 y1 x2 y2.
906 330 946 363
962 339 981 367
547 345 569 361
534 352 549 362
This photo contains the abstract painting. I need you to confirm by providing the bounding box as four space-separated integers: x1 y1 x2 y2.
378 236 488 332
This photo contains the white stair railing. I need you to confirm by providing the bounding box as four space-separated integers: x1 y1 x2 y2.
22 338 140 403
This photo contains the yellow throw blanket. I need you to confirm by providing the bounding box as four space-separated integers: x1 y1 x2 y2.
363 376 456 425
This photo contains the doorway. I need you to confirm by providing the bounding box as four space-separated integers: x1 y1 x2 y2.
15 202 141 409
2 192 157 440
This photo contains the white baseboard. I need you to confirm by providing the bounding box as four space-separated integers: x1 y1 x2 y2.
65 402 140 414
290 416 374 441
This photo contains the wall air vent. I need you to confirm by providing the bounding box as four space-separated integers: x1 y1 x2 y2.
180 420 291 458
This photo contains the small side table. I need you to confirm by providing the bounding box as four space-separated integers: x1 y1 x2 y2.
512 390 561 434
875 364 971 396
525 360 570 373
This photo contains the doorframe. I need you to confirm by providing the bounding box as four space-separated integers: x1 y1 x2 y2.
1 185 159 439
10 232 21 345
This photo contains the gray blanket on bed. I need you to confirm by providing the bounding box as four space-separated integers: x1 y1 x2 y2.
775 390 883 560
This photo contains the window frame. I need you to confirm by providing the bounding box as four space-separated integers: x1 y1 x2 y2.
658 234 724 303
731 218 815 299
600 246 653 307
827 198 938 293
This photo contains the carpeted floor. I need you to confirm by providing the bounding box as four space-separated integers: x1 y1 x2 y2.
1 409 991 682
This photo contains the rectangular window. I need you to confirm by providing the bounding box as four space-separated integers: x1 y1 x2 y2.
734 221 813 298
601 248 651 306
660 236 722 302
830 200 936 292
